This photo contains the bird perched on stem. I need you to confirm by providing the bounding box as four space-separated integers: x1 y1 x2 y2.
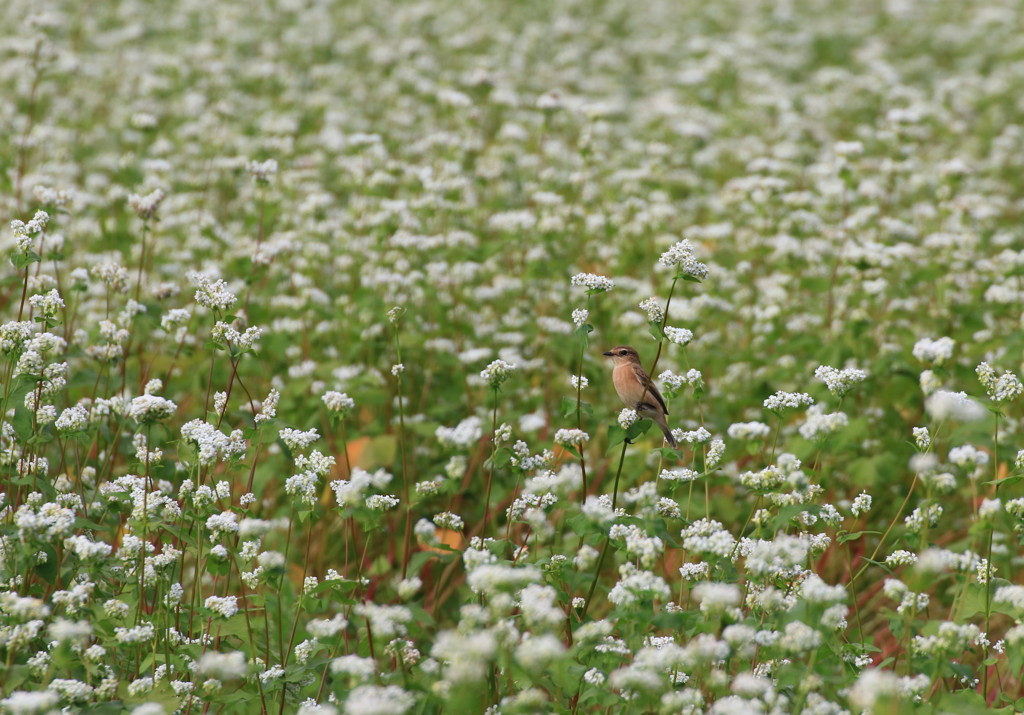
603 345 677 448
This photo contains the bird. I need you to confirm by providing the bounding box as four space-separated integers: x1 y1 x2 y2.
602 345 678 448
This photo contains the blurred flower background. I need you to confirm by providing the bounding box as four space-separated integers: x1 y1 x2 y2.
2 0 1024 712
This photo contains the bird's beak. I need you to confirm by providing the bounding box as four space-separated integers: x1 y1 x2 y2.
602 351 613 357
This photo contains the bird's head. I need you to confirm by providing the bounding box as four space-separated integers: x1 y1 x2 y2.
602 345 640 366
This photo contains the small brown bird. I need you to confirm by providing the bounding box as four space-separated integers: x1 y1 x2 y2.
602 345 677 448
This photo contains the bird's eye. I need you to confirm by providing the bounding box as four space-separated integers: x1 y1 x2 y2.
619 350 627 355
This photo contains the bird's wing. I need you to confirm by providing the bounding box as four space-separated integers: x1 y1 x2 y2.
631 363 669 415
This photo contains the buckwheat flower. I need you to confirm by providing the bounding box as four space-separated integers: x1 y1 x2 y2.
128 189 166 220
204 596 238 619
258 551 286 571
886 550 917 567
659 239 708 280
779 621 822 654
570 272 614 293
344 685 414 715
948 445 989 470
911 426 931 451
434 512 464 531
436 416 483 448
386 306 405 325
905 504 942 533
607 563 671 607
976 362 1024 403
850 492 872 516
656 497 681 519
322 391 355 414
849 669 901 709
115 621 155 644
571 308 589 327
799 405 848 441
742 534 809 576
727 421 771 440
279 427 319 450
763 391 814 412
27 289 63 319
701 439 725 467
583 668 605 686
197 652 248 680
102 598 129 618
682 519 736 557
128 394 177 423
639 297 664 323
244 390 276 425
391 363 404 377
664 326 693 345
617 408 638 429
660 467 699 482
570 374 588 390
814 365 867 397
1007 498 1024 519
554 428 589 446
285 472 320 506
366 494 399 511
246 159 278 184
191 274 237 311
331 655 376 682
47 618 92 643
993 585 1024 610
206 511 239 540
925 390 986 422
0 691 59 714
979 498 1002 520
912 336 955 365
308 614 348 639
609 524 664 568
912 622 983 656
692 582 741 614
260 665 285 683
54 405 88 434
516 633 566 672
480 359 516 389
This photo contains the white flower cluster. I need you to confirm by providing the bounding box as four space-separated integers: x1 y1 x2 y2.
763 391 814 412
480 359 516 389
570 272 614 293
813 365 867 397
976 362 1024 403
658 239 708 281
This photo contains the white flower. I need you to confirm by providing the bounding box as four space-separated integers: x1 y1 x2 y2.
664 326 693 345
976 362 1024 403
323 391 355 414
197 652 248 680
813 365 867 397
480 359 516 389
763 391 813 412
692 582 741 613
570 272 614 293
912 337 954 365
128 189 166 219
554 428 589 446
658 239 708 280
204 596 238 619
639 297 663 323
617 408 638 429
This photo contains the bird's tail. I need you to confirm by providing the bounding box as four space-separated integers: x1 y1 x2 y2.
653 413 677 448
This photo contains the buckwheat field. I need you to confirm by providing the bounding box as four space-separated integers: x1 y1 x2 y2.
4 0 1024 713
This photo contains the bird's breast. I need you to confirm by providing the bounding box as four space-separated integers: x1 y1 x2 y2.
612 365 640 404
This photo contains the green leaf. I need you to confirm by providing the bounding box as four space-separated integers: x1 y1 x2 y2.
11 250 41 269
607 424 626 449
837 530 881 544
